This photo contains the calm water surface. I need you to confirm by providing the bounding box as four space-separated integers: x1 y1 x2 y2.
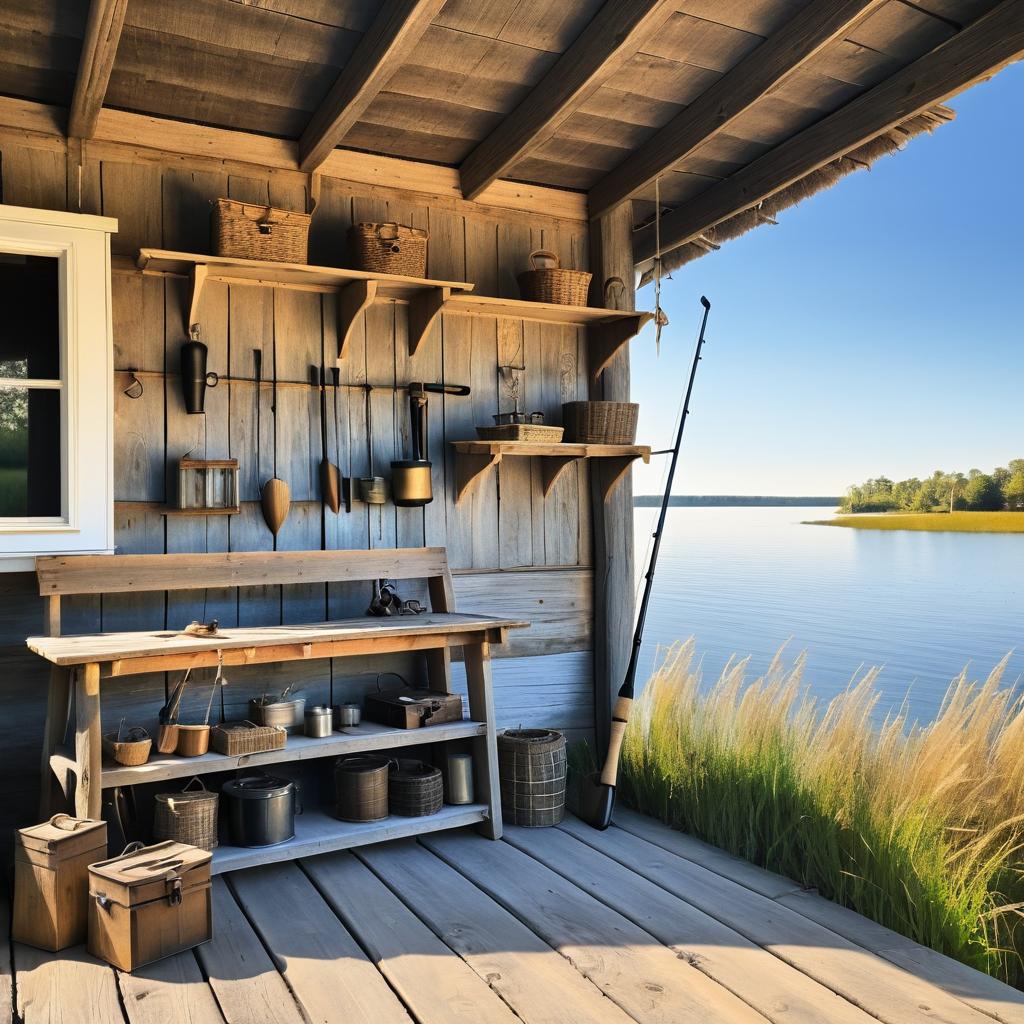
634 507 1024 721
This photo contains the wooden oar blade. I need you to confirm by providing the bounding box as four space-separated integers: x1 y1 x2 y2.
320 459 341 514
261 477 291 536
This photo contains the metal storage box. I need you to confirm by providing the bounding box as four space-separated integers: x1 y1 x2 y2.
363 687 463 729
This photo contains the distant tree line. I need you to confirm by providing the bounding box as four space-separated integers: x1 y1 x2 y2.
841 461 1024 513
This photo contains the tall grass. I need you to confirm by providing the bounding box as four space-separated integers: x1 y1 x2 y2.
619 642 1024 987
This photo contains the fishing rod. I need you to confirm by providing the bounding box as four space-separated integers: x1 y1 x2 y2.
578 295 712 831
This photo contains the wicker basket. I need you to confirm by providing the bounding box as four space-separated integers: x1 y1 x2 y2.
498 729 566 827
212 198 310 263
562 401 639 445
476 423 565 442
153 777 219 851
334 755 389 822
210 721 286 756
389 759 443 817
517 250 591 307
349 223 428 277
102 728 151 767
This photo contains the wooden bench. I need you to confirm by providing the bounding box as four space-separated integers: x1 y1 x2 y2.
28 548 525 861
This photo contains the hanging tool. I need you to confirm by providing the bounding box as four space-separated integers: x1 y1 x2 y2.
578 295 712 831
260 348 291 537
391 383 433 507
358 384 388 505
317 365 341 513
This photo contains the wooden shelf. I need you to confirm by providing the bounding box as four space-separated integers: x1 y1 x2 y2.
161 506 239 516
101 719 487 788
211 803 488 874
451 441 651 504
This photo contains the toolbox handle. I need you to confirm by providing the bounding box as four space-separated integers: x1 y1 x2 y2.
48 813 89 832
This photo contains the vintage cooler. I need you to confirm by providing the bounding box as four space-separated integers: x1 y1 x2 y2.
87 840 212 971
13 814 108 951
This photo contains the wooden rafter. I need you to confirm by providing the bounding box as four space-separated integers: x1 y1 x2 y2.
458 0 679 202
67 0 129 139
298 0 446 174
588 0 889 220
634 0 1024 266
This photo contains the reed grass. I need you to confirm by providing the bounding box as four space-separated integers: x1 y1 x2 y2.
807 511 1024 533
618 642 1024 987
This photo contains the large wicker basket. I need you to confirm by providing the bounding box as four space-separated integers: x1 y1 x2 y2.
153 778 219 851
212 198 310 263
334 755 389 822
389 759 443 817
517 250 591 307
498 729 566 827
562 401 639 445
210 721 286 756
349 222 428 277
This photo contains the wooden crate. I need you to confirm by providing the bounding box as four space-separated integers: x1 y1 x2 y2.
177 458 239 513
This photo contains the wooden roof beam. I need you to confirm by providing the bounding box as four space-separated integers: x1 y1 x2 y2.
634 0 1024 267
588 0 890 221
67 0 129 139
458 0 679 202
299 0 446 174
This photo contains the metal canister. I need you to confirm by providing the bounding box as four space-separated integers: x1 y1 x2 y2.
445 752 475 805
221 773 297 847
333 703 361 728
304 705 333 738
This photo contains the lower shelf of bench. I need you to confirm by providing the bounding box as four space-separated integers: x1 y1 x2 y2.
100 719 487 788
211 803 489 874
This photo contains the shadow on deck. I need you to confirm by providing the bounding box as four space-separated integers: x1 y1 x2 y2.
5 808 1024 1024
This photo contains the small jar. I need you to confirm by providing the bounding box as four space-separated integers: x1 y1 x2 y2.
333 703 361 728
304 705 333 738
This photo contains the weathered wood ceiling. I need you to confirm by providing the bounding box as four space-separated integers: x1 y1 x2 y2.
0 0 1019 266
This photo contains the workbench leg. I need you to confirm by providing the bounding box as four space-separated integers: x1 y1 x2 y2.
39 666 73 817
74 663 102 819
464 642 502 839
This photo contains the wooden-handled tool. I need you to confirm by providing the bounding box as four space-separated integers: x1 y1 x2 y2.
317 365 341 513
578 296 711 830
260 348 290 538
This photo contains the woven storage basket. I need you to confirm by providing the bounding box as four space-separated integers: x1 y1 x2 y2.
498 729 566 827
349 222 428 277
517 250 591 307
153 778 218 851
102 728 151 767
389 759 443 817
562 401 639 445
476 423 564 442
334 755 389 822
210 721 286 756
212 198 310 263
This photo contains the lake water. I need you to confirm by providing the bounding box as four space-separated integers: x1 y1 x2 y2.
634 506 1024 721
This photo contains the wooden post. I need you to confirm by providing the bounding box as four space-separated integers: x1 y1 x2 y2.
39 595 72 817
588 203 637 752
74 663 102 819
463 641 502 839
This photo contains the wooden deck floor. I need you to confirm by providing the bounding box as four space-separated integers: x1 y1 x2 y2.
5 808 1024 1024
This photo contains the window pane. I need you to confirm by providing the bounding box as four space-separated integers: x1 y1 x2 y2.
0 387 61 516
0 254 61 380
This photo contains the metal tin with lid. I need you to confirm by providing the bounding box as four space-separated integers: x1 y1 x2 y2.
305 704 333 738
221 773 298 847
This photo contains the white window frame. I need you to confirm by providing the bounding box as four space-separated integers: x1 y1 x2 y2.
0 204 118 572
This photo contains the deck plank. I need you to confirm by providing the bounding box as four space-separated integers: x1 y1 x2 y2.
359 839 636 1024
230 864 413 1024
421 831 767 1024
118 952 225 1024
302 852 520 1024
503 824 876 1024
196 878 305 1024
561 816 995 1024
14 944 125 1024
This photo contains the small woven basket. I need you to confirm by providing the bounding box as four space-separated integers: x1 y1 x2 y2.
334 755 389 822
210 721 286 756
498 729 566 827
389 759 443 817
349 222 428 277
153 777 219 851
476 423 565 442
517 250 591 307
102 728 151 767
212 198 311 263
562 401 639 445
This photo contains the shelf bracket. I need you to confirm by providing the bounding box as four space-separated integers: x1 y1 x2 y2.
408 286 451 357
455 452 502 505
188 264 209 334
596 454 645 504
337 280 379 362
588 313 651 383
541 455 582 497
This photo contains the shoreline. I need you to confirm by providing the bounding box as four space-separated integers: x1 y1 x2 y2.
806 511 1024 533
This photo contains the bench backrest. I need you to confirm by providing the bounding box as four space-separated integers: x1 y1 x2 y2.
35 548 455 634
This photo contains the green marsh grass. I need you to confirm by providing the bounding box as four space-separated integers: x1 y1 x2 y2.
618 642 1024 986
807 511 1024 533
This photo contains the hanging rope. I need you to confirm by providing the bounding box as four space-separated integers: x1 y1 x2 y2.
653 176 669 355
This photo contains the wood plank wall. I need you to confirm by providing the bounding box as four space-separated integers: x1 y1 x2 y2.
0 132 595 833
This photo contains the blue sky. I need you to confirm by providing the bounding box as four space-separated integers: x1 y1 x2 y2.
630 62 1024 497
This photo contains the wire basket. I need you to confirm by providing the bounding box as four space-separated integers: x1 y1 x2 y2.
210 721 287 756
562 401 638 445
517 250 591 306
349 222 428 277
212 198 310 263
389 759 443 817
498 729 566 827
153 778 219 851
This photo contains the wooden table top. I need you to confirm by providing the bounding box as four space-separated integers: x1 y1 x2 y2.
27 612 528 666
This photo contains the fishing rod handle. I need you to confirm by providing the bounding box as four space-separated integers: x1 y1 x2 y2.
600 695 633 786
